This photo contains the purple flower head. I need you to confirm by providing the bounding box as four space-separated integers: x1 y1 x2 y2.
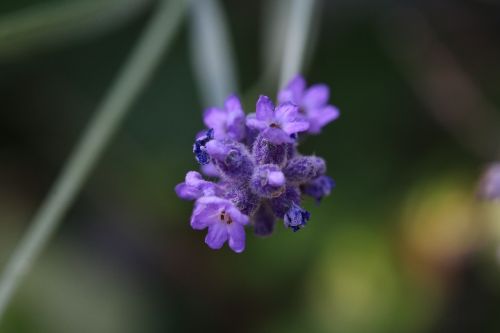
284 202 310 232
203 95 246 141
191 196 249 253
303 176 336 202
246 95 309 143
278 75 340 134
176 81 338 252
193 128 214 165
478 163 500 200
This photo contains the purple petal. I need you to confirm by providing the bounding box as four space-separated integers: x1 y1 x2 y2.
205 140 230 159
246 114 268 131
224 94 243 115
183 171 219 196
281 120 309 135
196 196 249 223
288 75 306 93
275 102 299 123
175 183 201 200
274 103 309 135
201 163 220 177
226 122 245 141
185 171 203 185
223 95 246 141
261 127 294 144
302 84 329 109
190 213 213 230
190 203 216 230
227 205 249 226
307 105 340 134
203 108 226 139
175 171 209 200
256 95 275 121
227 223 246 253
278 75 306 104
205 223 228 249
277 89 295 105
196 195 228 207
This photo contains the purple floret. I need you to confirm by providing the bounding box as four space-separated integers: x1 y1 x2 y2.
246 95 309 143
176 77 338 252
191 196 249 253
278 75 340 134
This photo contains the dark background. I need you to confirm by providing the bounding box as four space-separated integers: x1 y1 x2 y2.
1 0 500 332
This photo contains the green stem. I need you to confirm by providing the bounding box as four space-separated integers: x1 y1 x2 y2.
0 0 187 320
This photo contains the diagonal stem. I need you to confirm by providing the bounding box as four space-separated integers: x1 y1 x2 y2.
0 0 187 320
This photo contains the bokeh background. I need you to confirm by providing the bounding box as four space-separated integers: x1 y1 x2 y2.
1 0 500 332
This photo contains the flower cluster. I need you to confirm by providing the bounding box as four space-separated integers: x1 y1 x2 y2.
176 75 339 253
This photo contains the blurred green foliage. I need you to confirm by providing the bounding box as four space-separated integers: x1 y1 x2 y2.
1 0 500 332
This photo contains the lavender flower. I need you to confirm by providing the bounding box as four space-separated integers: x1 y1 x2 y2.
176 76 338 252
278 75 340 134
191 196 249 253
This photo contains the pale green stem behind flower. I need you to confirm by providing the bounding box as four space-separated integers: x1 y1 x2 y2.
189 0 238 107
279 0 318 88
